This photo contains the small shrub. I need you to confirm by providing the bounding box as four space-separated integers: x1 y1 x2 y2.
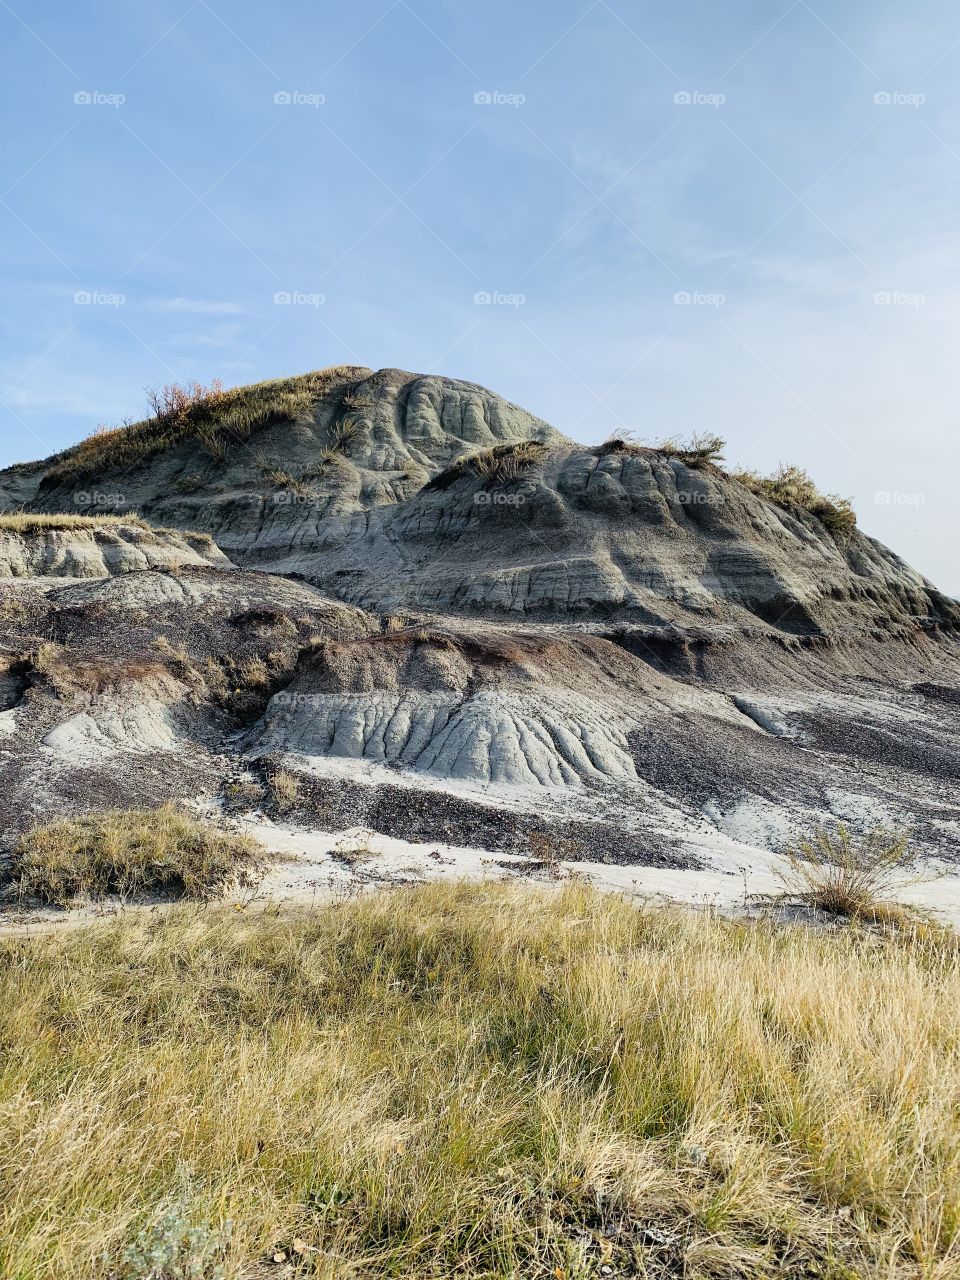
114 1204 232 1280
594 431 646 457
340 388 375 411
302 449 348 477
223 779 266 812
332 827 377 864
777 824 922 920
427 441 550 491
266 768 301 811
12 804 266 905
527 829 581 875
146 379 226 423
328 415 361 453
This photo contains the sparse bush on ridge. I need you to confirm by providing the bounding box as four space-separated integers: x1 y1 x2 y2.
11 804 266 905
1 881 959 1277
427 440 551 491
592 434 857 534
595 431 726 468
653 431 727 469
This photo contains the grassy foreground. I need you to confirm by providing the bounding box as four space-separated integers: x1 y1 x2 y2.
1 883 958 1279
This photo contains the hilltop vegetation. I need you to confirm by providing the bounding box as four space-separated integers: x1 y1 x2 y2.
38 366 368 486
0 513 147 531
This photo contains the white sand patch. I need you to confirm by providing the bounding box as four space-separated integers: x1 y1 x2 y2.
0 709 16 739
236 818 960 928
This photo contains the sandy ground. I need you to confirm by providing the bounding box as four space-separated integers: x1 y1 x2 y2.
7 816 960 939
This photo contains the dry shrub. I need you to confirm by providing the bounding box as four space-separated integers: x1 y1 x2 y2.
146 379 226 423
778 823 927 920
11 804 265 905
266 767 301 811
653 432 726 469
328 415 361 453
332 827 378 864
427 440 550 492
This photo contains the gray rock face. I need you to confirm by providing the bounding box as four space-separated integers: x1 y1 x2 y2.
3 367 953 642
0 521 231 578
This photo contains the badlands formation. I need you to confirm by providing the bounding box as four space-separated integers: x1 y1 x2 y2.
1 365 959 903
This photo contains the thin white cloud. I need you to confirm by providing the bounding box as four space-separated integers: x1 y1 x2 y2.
146 297 246 315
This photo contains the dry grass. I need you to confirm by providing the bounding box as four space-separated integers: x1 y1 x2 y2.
0 513 145 531
652 432 727 469
10 804 266 906
427 440 551 492
594 433 726 468
1 881 958 1278
39 368 368 486
327 414 362 453
265 767 301 811
734 464 857 535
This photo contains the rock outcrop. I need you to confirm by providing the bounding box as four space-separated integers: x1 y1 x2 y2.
1 366 958 873
0 519 231 579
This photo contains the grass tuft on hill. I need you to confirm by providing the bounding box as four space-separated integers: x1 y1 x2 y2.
733 463 857 535
0 513 147 531
426 440 551 491
11 804 266 905
778 823 930 923
38 367 369 486
1 881 958 1278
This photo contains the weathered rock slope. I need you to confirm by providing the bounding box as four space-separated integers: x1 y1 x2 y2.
1 366 959 874
0 519 231 578
3 367 952 641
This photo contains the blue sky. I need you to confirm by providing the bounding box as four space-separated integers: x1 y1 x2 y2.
2 0 959 592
